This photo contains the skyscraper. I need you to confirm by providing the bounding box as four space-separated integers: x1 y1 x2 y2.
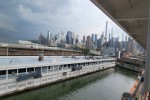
39 33 47 45
109 33 111 42
114 36 119 53
111 28 113 39
125 35 128 51
47 31 51 46
101 32 105 47
83 35 85 44
105 21 108 42
97 38 101 49
122 33 124 51
66 31 73 45
95 34 97 47
86 35 93 49
111 28 114 47
76 35 79 44
72 33 77 45
92 34 95 43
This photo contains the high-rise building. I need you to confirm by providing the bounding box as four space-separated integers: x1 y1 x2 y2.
86 35 93 49
105 21 108 42
66 31 73 45
131 39 134 54
125 35 128 43
76 35 79 44
49 32 54 46
127 37 131 53
92 34 95 43
111 37 114 48
83 35 85 44
95 34 97 47
122 33 124 50
125 35 128 51
72 33 79 45
109 33 111 42
101 33 105 47
39 33 47 45
72 33 76 45
97 38 101 49
114 36 119 53
111 28 113 39
111 28 114 47
47 31 50 46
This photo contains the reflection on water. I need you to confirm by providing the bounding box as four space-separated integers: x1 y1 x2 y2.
2 68 137 100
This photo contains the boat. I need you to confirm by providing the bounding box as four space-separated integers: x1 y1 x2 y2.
0 56 115 96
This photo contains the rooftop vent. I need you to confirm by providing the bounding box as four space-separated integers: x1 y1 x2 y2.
38 51 44 61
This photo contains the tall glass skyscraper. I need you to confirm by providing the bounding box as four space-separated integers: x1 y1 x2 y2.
66 31 73 44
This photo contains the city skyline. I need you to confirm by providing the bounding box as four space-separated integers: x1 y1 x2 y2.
37 29 129 44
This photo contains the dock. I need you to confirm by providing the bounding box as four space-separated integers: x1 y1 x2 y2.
116 57 144 72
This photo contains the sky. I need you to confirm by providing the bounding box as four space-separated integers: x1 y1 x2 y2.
0 0 128 43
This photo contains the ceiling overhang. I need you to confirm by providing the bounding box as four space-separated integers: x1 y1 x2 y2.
91 0 149 49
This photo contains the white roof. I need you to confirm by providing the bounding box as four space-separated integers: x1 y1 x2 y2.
18 40 33 45
0 43 81 52
0 56 115 70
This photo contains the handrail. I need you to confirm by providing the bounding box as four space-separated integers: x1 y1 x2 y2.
132 77 143 99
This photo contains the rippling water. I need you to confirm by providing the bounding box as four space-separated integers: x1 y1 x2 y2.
2 68 137 100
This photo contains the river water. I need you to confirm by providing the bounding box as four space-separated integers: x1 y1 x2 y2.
2 68 137 100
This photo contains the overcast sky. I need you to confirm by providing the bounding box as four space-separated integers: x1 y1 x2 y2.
0 0 127 43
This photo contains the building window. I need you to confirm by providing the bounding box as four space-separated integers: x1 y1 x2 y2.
48 66 53 72
27 68 34 73
0 70 6 80
18 68 26 74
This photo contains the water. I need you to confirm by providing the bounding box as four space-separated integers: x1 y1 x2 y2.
2 68 137 100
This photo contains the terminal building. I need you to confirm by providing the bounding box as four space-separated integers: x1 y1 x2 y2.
0 41 82 56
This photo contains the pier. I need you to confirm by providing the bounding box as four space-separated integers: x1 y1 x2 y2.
116 57 145 72
0 56 115 97
0 43 82 56
1 68 137 100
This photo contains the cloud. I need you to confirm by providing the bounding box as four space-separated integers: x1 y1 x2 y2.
0 12 16 32
0 0 126 43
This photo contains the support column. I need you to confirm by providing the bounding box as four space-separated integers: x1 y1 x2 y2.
144 7 150 93
6 70 8 93
7 46 8 56
25 67 27 87
46 66 48 83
